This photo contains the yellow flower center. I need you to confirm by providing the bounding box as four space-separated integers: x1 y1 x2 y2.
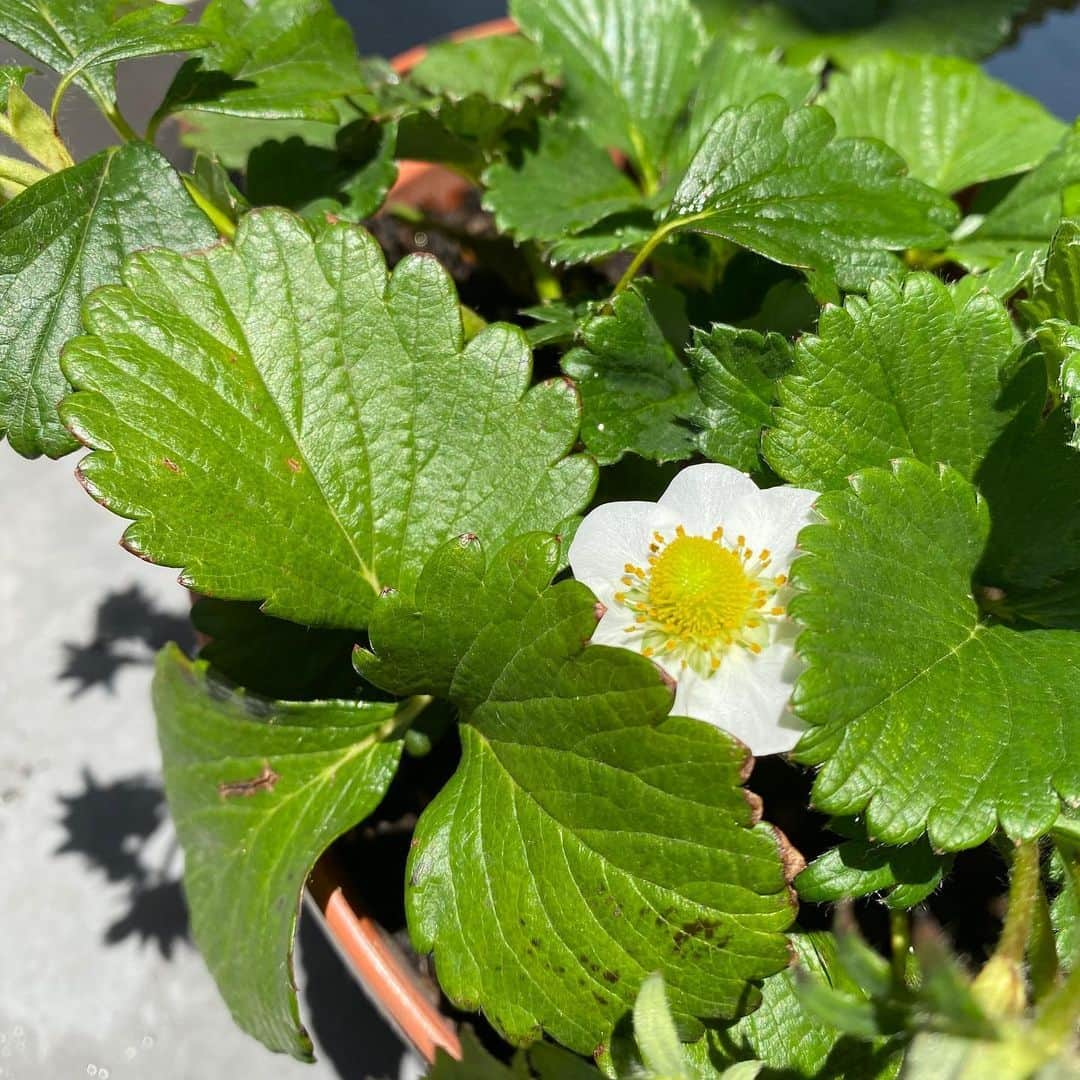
614 525 788 676
646 535 754 639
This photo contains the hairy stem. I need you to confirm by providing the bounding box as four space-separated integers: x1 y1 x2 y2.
1028 867 1060 1001
889 908 911 984
183 175 238 241
1035 960 1080 1052
998 840 1042 968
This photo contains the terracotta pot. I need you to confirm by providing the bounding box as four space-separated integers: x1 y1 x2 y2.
306 17 518 1069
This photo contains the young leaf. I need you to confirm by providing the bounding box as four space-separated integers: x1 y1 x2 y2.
790 459 1080 850
483 117 647 244
1020 219 1080 329
0 142 216 458
694 0 1032 65
797 821 953 909
155 0 370 125
510 0 707 189
689 323 793 473
153 645 407 1059
410 34 552 109
0 0 207 109
664 98 956 291
357 534 797 1054
634 973 694 1079
0 70 74 173
60 210 594 628
561 284 700 465
765 274 1025 491
701 933 903 1079
819 53 1064 194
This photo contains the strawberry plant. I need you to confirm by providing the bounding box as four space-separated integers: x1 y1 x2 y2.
2 0 1079 1076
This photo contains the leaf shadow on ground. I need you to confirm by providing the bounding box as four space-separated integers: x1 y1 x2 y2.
58 584 196 697
53 766 412 1077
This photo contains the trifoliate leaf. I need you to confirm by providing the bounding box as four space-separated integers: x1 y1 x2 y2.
665 98 956 291
191 598 358 702
483 117 646 244
796 820 953 909
0 143 216 459
699 933 902 1079
0 0 207 108
156 0 370 125
1020 219 1080 328
953 128 1080 270
60 210 594 629
689 323 792 473
693 0 1032 65
357 534 796 1054
410 34 553 109
765 274 1024 490
790 459 1080 849
562 284 699 465
510 0 706 189
819 53 1064 194
153 645 406 1059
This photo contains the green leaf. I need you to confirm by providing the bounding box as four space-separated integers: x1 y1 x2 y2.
765 274 1024 491
246 119 399 223
191 598 359 702
426 1028 599 1079
0 142 215 458
689 323 792 473
153 644 406 1059
51 4 211 112
899 1032 1080 1080
796 820 953 909
483 117 646 244
790 459 1080 849
664 98 956 291
357 534 796 1054
1050 849 1079 971
562 284 699 465
634 973 694 1079
694 0 1032 65
157 0 370 124
410 34 553 109
819 53 1064 194
1020 219 1080 328
510 0 706 188
677 41 817 171
183 152 250 233
702 933 902 1079
178 110 345 171
954 127 1080 269
0 0 206 107
975 405 1080 628
0 69 74 173
60 210 594 628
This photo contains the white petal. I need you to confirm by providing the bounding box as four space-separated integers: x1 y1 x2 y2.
658 463 759 536
673 639 806 755
568 501 679 605
732 484 820 570
590 605 638 648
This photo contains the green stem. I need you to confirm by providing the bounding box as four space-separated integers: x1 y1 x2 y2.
100 100 139 144
390 694 433 733
1029 868 1061 1001
183 175 237 241
611 219 683 297
889 908 911 985
997 840 1042 968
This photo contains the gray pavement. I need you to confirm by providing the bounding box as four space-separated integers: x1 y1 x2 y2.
0 455 424 1080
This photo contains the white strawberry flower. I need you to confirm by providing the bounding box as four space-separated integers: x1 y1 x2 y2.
568 463 820 755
